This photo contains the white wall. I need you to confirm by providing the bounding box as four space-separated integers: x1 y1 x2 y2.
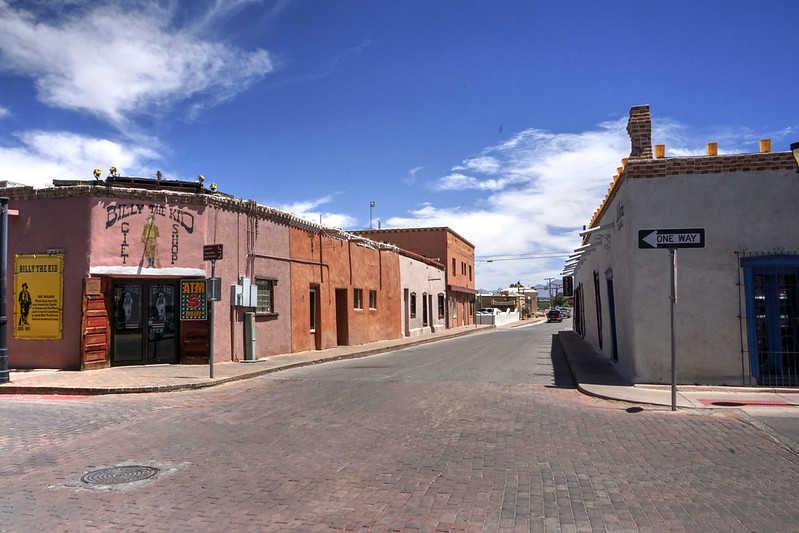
398 255 446 336
575 168 799 385
476 309 520 326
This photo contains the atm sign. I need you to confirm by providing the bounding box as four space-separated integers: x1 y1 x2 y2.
180 280 207 320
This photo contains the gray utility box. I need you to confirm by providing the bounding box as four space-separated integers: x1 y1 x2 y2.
244 312 256 361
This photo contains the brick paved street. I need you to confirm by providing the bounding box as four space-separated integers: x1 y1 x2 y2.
2 324 798 532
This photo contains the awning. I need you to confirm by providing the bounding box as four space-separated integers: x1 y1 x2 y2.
447 284 478 295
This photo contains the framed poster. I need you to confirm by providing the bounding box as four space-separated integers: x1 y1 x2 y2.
14 254 64 340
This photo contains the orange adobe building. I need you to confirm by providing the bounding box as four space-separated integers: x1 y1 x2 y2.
352 227 476 328
289 226 402 352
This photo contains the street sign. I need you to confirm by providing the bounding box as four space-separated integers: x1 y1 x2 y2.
637 227 705 410
180 280 207 320
203 244 223 261
638 228 705 249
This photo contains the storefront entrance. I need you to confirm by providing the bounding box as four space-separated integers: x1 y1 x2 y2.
111 280 179 365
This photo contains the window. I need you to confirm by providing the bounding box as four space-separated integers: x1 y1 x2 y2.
452 258 456 276
410 292 417 318
369 290 377 309
255 278 276 314
438 294 445 318
468 265 472 281
422 292 428 326
353 288 363 309
309 288 317 333
461 262 466 275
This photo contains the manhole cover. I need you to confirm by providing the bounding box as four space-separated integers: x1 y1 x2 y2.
81 465 160 485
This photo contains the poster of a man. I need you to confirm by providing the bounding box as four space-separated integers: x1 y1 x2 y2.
14 254 64 340
18 283 31 326
141 215 160 268
122 291 134 322
156 291 167 321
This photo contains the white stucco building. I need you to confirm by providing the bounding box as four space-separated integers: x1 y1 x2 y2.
566 105 799 386
398 249 446 337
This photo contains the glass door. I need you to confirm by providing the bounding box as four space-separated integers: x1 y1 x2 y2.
113 282 144 364
147 283 177 364
112 280 178 365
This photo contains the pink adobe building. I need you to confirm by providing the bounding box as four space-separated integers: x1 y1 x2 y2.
3 176 406 370
353 227 477 328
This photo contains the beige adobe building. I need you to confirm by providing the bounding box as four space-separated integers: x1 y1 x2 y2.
567 105 798 386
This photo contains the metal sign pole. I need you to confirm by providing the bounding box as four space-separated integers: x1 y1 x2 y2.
0 198 7 384
209 259 215 379
670 248 677 411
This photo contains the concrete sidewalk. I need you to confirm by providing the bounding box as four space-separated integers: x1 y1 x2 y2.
557 330 799 409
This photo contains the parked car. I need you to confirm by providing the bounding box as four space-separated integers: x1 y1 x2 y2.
477 308 500 315
546 309 562 322
559 308 571 318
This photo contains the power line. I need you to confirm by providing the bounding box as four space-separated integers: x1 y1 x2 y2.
477 252 571 262
477 251 570 259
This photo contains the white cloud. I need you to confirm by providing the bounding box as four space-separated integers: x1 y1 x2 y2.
0 130 161 188
435 172 514 192
404 165 424 185
0 106 9 118
391 118 634 289
0 0 275 126
455 155 501 175
274 195 357 230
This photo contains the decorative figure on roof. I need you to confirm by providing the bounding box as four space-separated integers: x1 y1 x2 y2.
141 215 160 268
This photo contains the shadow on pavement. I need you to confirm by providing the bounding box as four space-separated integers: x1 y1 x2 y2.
548 333 577 389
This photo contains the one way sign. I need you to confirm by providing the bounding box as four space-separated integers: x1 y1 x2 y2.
638 228 705 249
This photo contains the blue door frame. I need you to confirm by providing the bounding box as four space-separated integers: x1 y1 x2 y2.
742 255 799 386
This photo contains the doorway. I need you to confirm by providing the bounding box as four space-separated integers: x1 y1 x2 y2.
335 288 349 346
111 280 179 365
605 269 619 362
743 255 799 386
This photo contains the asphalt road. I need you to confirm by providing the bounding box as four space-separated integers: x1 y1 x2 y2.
2 320 798 532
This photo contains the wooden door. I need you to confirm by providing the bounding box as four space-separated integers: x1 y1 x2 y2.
81 277 110 370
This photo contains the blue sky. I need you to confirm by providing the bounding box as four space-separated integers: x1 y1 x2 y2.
0 0 797 290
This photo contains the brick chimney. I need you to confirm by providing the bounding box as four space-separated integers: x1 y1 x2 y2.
626 105 653 159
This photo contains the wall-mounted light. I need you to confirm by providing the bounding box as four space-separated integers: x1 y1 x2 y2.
791 142 799 173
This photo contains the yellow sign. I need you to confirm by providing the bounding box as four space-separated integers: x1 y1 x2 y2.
14 254 64 340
